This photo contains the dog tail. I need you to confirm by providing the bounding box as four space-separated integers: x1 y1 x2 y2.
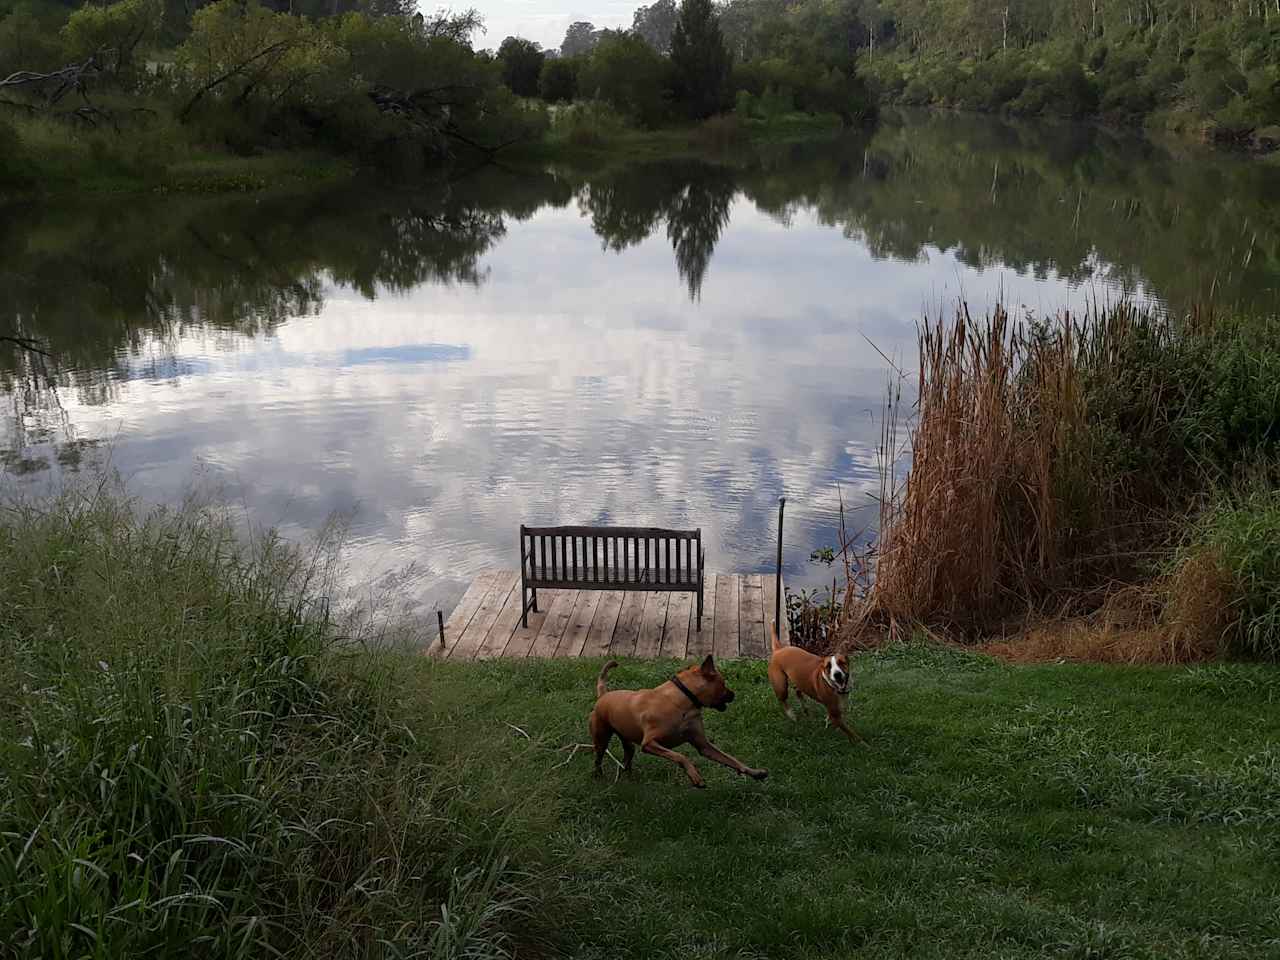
770 618 784 652
596 659 619 698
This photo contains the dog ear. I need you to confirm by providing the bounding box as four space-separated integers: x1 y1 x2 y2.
699 654 717 676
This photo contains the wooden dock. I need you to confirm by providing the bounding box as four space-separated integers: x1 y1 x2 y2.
431 571 790 660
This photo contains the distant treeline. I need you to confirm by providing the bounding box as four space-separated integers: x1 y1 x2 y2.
706 0 1279 144
0 0 877 191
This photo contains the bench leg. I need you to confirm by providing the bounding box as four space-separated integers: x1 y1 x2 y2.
696 587 702 632
531 587 538 614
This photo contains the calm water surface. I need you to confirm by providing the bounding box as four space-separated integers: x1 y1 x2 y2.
4 112 1280 619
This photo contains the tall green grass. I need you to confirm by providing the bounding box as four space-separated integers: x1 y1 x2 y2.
1189 489 1280 658
0 481 566 958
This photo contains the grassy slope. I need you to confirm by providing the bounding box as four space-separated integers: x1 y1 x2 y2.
414 650 1280 959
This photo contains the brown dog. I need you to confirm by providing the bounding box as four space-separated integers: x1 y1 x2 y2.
589 655 768 788
767 620 866 745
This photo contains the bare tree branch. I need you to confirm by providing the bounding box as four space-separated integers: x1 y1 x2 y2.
178 39 293 121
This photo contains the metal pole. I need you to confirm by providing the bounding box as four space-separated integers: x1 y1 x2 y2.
437 610 445 649
775 496 785 636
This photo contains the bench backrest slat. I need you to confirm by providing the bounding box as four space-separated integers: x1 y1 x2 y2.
521 525 702 588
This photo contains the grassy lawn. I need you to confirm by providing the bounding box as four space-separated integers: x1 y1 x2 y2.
413 647 1280 959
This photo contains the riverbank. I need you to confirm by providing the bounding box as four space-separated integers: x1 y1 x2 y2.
2 484 1278 957
836 303 1280 663
0 111 843 200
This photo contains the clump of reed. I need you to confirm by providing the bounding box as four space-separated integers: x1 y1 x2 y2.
0 479 565 958
849 302 1280 661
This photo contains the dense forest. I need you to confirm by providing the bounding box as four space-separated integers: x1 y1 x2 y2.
0 0 872 192
713 0 1280 142
2 0 1277 194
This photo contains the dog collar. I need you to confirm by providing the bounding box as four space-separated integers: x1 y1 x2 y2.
670 675 703 709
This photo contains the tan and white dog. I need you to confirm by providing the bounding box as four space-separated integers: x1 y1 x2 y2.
767 619 866 745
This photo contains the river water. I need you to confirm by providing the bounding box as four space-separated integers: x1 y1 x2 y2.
3 111 1278 617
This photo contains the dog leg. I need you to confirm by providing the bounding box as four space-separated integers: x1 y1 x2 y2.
769 663 795 720
690 732 768 781
621 739 635 773
641 739 705 788
590 713 613 777
829 711 867 746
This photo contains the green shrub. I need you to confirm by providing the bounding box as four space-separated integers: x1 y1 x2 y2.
1193 490 1280 657
549 99 629 146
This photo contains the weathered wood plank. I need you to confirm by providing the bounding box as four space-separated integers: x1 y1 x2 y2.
762 573 790 647
449 571 519 661
633 592 671 658
687 575 714 657
557 590 603 657
582 590 624 657
504 588 562 658
429 572 499 658
609 592 647 657
528 590 578 657
713 574 740 659
738 573 767 658
662 590 693 659
475 572 529 660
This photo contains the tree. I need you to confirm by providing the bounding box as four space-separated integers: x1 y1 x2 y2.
670 0 730 118
497 36 544 96
60 0 162 81
539 56 576 102
560 20 598 57
579 31 672 126
175 0 347 121
632 0 677 54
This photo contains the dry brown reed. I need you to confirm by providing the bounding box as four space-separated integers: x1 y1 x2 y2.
847 301 1206 652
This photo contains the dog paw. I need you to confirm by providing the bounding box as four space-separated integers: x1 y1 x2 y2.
749 768 769 781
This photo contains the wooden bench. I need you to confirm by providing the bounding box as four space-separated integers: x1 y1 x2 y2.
520 525 705 631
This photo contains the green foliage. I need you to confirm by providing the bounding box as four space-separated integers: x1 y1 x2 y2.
670 0 731 119
175 0 347 115
1192 490 1280 657
732 56 875 124
0 485 571 957
497 36 544 97
0 0 65 72
60 0 161 81
547 98 630 146
538 55 577 102
579 32 674 127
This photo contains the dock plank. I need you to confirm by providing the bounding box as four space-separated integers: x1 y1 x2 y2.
738 574 767 658
582 591 624 657
633 592 671 658
475 572 528 659
529 590 578 657
609 592 647 657
435 572 778 660
430 572 499 658
504 588 562 658
450 571 519 661
687 577 714 657
662 591 693 659
713 574 740 659
557 590 602 657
